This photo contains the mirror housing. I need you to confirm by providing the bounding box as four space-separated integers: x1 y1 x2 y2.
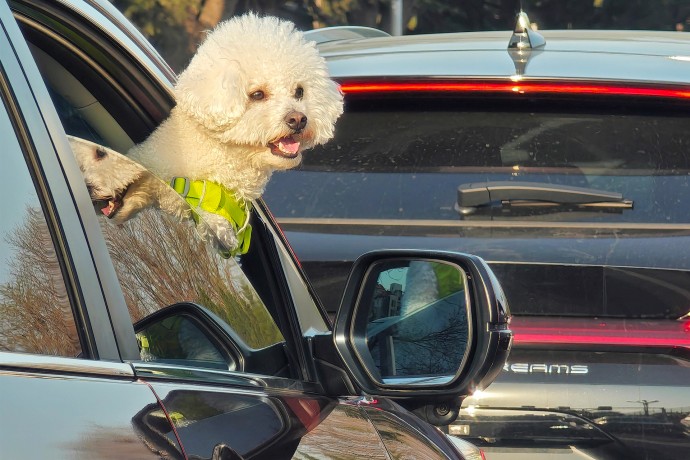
133 302 289 376
332 250 511 402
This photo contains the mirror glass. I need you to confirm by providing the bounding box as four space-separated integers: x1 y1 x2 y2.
136 314 236 370
357 259 471 385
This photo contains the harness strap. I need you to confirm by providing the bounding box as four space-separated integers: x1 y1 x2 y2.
170 177 252 257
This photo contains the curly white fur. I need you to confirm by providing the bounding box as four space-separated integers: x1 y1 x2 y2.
128 13 344 202
70 14 343 254
69 136 191 224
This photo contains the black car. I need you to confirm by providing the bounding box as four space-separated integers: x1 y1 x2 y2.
0 0 512 458
263 14 690 460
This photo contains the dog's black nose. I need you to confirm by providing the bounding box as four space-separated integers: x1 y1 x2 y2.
285 111 307 133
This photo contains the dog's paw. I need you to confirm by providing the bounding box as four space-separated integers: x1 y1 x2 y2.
195 210 239 254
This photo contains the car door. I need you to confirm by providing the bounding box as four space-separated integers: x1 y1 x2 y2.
2 2 476 459
0 1 323 457
0 2 180 458
5 1 522 458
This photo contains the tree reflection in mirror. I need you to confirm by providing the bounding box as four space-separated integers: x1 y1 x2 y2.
361 260 470 385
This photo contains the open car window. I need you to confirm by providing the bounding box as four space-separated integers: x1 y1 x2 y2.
23 17 288 375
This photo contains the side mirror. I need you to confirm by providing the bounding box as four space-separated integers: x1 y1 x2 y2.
133 302 289 376
331 250 511 419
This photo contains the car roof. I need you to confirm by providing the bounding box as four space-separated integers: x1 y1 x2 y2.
318 29 690 86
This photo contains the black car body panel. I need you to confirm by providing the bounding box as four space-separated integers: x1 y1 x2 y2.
279 229 690 321
0 357 180 459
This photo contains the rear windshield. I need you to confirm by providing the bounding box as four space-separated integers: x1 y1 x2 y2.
263 97 690 319
266 99 690 224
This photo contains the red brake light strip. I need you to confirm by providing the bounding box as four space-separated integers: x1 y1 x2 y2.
510 317 690 348
340 81 690 99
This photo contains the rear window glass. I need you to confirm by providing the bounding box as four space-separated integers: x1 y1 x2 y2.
265 99 690 224
263 97 690 319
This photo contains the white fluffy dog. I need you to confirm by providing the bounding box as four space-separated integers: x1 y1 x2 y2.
69 136 189 223
71 14 343 254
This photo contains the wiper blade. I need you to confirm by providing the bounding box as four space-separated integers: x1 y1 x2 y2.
456 181 633 216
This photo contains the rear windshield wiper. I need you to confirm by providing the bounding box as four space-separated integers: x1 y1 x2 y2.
455 181 633 216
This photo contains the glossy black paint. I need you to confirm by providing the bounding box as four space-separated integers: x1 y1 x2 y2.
360 397 466 459
456 349 690 460
144 381 334 459
283 228 690 319
0 361 180 459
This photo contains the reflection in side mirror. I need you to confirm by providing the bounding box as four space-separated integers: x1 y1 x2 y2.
331 250 511 405
136 311 237 371
133 302 292 377
359 260 470 385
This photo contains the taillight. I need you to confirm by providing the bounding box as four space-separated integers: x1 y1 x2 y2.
340 80 690 100
511 316 690 349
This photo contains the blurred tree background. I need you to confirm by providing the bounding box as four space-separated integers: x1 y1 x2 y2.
112 0 690 71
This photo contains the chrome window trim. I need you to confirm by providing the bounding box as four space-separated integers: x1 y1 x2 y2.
0 351 134 377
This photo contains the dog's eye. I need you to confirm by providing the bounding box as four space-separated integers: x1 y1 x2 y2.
95 148 107 160
249 90 265 101
294 86 304 100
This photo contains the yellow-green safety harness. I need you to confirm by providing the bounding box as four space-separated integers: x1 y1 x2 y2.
169 177 252 257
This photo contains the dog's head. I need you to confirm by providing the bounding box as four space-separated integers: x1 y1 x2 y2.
68 136 148 220
173 14 344 171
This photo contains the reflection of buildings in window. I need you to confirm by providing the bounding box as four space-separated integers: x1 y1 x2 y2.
371 283 402 320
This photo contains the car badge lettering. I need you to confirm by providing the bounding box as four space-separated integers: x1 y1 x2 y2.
503 363 589 375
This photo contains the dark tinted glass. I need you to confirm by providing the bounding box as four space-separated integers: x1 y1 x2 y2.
265 99 690 224
263 98 690 319
0 95 81 357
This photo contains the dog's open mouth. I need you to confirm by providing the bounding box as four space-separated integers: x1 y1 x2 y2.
90 188 126 219
269 136 300 159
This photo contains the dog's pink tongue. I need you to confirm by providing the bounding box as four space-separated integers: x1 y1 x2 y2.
278 138 300 154
101 201 114 217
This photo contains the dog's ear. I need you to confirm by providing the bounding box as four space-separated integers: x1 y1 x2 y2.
174 56 247 130
308 79 344 146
